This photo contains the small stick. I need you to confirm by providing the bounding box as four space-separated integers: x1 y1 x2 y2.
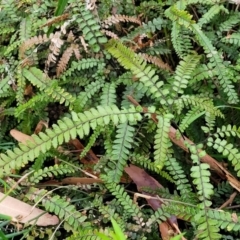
219 192 237 209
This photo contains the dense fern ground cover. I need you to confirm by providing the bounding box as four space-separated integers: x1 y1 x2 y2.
2 0 240 239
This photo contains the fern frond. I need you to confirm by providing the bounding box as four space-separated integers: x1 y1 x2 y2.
73 80 104 112
4 39 22 57
22 67 76 107
198 5 228 28
73 2 107 52
174 95 223 118
163 202 222 239
218 12 240 32
100 82 117 106
0 25 15 39
31 153 48 172
80 126 102 159
14 93 48 118
186 147 216 239
154 114 173 170
178 107 203 133
56 44 75 77
101 175 142 219
214 181 232 197
115 72 133 86
102 29 119 39
191 163 214 207
19 34 49 60
26 187 87 230
46 31 64 70
131 154 175 183
165 5 195 27
0 76 11 95
193 30 238 104
106 40 169 104
40 13 69 28
207 209 240 232
61 58 102 81
147 207 171 225
165 156 194 199
189 144 214 208
108 122 135 183
66 229 99 240
171 53 201 96
165 5 239 104
170 23 193 58
194 210 221 240
0 105 144 177
138 53 172 72
161 202 198 222
207 137 240 177
123 17 166 42
45 80 75 106
19 17 32 42
163 200 240 233
28 164 75 184
222 33 240 47
102 15 141 29
192 64 215 82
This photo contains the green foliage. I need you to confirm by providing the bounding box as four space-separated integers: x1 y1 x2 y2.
70 0 107 52
0 105 143 177
154 114 173 169
207 125 240 177
26 187 87 230
165 157 193 198
28 164 75 184
1 0 240 239
95 218 127 240
106 40 169 104
108 122 135 183
22 67 76 107
101 175 142 219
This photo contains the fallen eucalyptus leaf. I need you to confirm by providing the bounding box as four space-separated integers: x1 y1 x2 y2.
0 192 59 226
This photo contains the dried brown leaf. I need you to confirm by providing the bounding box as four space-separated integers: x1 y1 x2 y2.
79 36 89 52
0 192 59 226
46 31 64 70
102 15 141 29
34 120 48 134
231 212 238 223
72 44 81 60
19 34 49 60
102 30 119 39
10 129 34 145
138 53 173 72
24 85 34 96
67 31 75 42
40 13 69 28
124 164 178 239
61 177 102 185
56 45 74 77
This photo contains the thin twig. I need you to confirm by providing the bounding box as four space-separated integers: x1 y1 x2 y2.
219 192 238 209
